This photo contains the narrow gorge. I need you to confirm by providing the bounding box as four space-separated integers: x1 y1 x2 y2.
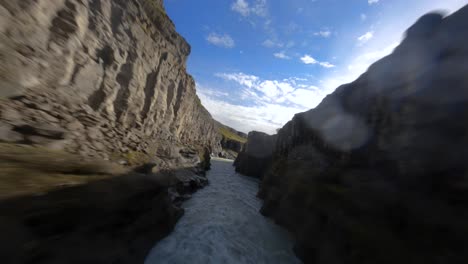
1 0 468 264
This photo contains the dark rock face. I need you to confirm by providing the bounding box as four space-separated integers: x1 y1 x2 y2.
220 137 243 153
0 172 184 264
234 131 276 179
244 6 468 264
0 0 222 168
0 142 212 264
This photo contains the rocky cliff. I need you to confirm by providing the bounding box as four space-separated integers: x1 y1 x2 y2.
236 5 468 264
234 131 276 178
0 0 222 169
0 0 222 263
215 121 247 159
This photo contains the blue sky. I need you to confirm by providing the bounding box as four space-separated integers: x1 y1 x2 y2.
165 0 467 134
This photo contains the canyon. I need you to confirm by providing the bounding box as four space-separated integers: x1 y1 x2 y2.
1 0 468 263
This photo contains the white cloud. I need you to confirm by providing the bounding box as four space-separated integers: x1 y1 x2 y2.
300 55 335 68
286 88 324 108
198 90 303 134
216 72 259 88
368 0 379 5
273 52 290 59
357 31 373 45
216 72 324 108
319 61 336 68
231 0 250 16
300 55 318 64
258 80 281 98
314 30 331 38
199 74 330 133
206 33 235 48
262 39 283 48
231 0 267 17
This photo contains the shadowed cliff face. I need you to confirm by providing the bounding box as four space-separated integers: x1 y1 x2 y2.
234 131 276 179
235 5 468 264
0 0 222 169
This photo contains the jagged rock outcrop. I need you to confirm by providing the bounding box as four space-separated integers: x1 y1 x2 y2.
234 131 276 178
0 0 222 169
236 5 468 264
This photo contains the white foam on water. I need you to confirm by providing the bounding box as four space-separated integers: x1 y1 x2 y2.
145 159 301 264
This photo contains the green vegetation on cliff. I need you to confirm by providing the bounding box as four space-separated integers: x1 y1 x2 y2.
219 126 247 144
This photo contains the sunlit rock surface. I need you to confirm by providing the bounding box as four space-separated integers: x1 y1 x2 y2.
0 0 222 169
236 5 468 264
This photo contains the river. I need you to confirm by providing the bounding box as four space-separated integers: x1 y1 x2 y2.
145 158 301 264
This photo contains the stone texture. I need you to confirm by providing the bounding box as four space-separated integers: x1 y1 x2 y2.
0 0 222 169
237 5 468 264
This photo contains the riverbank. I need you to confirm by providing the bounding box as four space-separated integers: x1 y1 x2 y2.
0 143 209 264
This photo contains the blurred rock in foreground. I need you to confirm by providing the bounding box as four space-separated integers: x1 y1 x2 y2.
236 5 468 264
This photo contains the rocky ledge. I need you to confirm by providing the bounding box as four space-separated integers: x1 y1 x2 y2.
0 143 210 264
235 5 468 264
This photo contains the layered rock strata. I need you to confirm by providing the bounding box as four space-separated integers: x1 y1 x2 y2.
0 0 222 169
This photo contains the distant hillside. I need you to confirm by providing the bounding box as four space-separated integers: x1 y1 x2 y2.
214 121 247 159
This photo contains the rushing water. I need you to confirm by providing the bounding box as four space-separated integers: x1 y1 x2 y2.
145 158 301 264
